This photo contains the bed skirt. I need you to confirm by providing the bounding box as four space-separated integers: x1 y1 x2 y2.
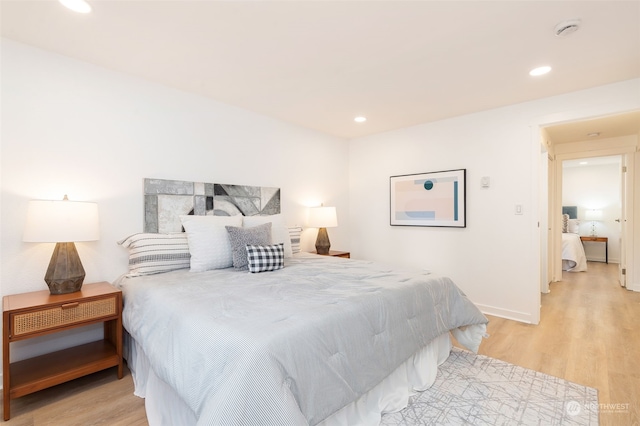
125 325 485 426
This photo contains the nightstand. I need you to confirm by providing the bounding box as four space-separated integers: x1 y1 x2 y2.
314 250 350 259
2 282 123 420
580 236 608 263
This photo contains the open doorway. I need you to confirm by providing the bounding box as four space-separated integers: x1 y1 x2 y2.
540 110 638 296
561 155 622 277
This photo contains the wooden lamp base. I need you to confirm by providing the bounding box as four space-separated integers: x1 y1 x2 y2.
44 242 86 295
315 227 331 255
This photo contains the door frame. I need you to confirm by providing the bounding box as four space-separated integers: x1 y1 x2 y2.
551 147 635 284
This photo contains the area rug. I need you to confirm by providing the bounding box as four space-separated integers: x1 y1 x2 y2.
380 348 599 425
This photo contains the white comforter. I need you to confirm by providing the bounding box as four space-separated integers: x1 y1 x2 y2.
116 254 487 425
562 233 588 272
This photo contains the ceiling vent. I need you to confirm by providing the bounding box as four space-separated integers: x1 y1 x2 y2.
555 19 581 37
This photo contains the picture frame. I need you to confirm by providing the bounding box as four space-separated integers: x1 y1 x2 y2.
390 169 466 227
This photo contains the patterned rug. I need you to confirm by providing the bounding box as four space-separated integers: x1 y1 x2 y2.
380 348 599 425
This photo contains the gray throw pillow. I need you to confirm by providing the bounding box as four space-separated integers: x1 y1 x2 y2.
225 223 273 270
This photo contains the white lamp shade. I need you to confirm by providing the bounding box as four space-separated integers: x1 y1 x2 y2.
584 209 603 221
23 199 100 243
308 206 338 228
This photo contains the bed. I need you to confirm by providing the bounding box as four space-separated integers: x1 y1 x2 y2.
562 233 587 272
561 207 587 272
115 178 488 425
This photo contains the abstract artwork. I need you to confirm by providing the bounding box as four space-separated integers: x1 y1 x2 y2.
390 169 466 227
144 178 280 233
214 184 280 217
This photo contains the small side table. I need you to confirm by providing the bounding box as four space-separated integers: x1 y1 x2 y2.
314 250 350 259
2 282 123 420
580 236 608 263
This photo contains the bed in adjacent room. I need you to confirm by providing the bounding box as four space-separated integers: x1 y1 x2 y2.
115 178 488 425
562 232 588 272
561 207 587 272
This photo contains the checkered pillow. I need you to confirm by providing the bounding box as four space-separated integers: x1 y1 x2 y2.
245 243 285 273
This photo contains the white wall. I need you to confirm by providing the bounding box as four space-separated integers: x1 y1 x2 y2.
2 38 639 366
563 160 621 263
0 39 349 360
349 78 640 323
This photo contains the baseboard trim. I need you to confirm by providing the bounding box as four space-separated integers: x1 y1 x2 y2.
627 281 640 292
475 304 535 324
586 258 618 264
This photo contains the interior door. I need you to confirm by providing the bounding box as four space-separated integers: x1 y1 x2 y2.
619 155 629 287
547 154 554 286
540 151 549 293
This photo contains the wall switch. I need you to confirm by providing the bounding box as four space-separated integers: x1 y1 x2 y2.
515 204 523 215
481 176 490 188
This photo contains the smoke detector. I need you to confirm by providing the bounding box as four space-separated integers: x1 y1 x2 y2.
555 19 581 37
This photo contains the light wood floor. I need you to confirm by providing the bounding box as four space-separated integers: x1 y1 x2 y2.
2 261 638 425
476 261 640 426
2 364 147 426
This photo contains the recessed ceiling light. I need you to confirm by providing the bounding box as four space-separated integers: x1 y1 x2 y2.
579 161 588 165
529 66 551 76
59 0 91 13
354 116 367 123
587 132 600 137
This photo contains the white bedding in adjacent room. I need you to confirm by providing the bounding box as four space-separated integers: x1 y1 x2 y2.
115 253 487 425
562 233 588 272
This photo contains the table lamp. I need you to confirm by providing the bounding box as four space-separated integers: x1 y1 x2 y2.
308 206 338 255
584 209 602 237
23 195 100 294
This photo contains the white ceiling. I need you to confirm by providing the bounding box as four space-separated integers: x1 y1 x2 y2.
1 0 639 139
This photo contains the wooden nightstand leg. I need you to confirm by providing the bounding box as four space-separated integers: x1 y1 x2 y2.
3 311 11 421
104 321 123 379
116 319 123 379
3 385 9 421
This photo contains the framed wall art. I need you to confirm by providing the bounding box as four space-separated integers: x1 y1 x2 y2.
390 169 466 227
143 178 280 233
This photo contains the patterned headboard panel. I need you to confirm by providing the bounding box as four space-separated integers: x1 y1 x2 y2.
144 178 281 233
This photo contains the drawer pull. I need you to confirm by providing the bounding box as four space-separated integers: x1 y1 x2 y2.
61 302 80 309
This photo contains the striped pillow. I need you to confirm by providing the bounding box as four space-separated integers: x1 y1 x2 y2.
118 233 190 277
562 214 569 233
288 226 302 254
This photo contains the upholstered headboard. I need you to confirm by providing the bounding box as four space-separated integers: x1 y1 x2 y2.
562 206 577 219
144 178 280 233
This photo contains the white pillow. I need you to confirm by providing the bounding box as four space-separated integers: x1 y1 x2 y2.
568 219 580 234
243 214 293 258
180 215 242 271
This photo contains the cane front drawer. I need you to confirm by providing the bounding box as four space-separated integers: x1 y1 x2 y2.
10 296 117 338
